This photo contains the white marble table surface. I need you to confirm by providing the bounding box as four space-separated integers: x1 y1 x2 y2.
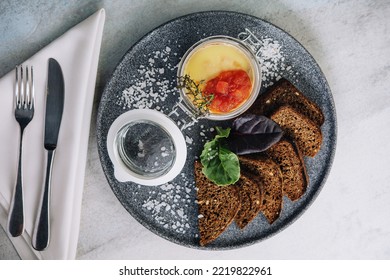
1 0 389 260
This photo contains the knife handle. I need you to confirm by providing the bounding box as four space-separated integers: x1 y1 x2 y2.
32 149 55 251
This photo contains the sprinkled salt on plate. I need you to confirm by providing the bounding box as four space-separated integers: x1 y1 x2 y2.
97 11 336 250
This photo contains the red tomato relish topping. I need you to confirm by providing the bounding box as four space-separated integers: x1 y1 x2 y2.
203 70 252 113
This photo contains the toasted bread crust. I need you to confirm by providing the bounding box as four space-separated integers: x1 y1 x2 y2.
250 78 324 126
239 155 283 224
234 171 263 229
195 161 241 246
267 137 309 201
270 105 322 157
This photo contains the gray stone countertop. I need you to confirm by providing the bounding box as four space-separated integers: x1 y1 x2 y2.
1 0 389 259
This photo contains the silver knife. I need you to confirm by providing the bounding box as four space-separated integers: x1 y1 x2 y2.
32 58 64 251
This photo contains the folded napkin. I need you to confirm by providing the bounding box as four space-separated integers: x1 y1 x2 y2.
0 9 105 259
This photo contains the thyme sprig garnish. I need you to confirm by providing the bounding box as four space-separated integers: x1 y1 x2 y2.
177 75 214 115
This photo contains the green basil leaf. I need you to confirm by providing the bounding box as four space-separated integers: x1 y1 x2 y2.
200 127 240 186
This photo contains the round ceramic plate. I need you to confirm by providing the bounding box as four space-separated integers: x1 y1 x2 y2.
97 11 337 249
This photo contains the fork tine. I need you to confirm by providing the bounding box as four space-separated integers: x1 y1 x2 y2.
25 66 30 109
30 66 34 109
20 66 25 109
25 66 31 109
15 66 20 109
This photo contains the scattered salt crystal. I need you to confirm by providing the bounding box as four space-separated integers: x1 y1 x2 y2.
185 136 193 145
177 209 185 218
160 184 174 191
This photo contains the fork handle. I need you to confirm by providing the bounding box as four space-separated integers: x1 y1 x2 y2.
8 128 25 237
32 149 55 251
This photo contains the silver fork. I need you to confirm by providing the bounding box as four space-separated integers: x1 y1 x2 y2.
8 65 35 237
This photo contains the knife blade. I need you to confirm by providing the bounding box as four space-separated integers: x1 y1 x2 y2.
32 58 64 251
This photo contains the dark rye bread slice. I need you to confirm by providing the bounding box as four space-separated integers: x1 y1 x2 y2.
270 105 322 157
249 78 324 126
267 138 309 201
194 161 241 246
234 171 263 229
239 155 283 224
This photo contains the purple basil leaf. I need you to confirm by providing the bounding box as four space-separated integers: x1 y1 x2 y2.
228 133 283 155
232 114 283 135
228 114 283 155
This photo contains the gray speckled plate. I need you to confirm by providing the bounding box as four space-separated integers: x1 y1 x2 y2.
97 11 337 249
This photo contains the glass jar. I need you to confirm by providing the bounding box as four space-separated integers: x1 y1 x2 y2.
107 109 187 186
177 35 262 121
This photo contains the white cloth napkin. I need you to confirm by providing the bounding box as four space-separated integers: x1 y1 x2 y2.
0 9 105 259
